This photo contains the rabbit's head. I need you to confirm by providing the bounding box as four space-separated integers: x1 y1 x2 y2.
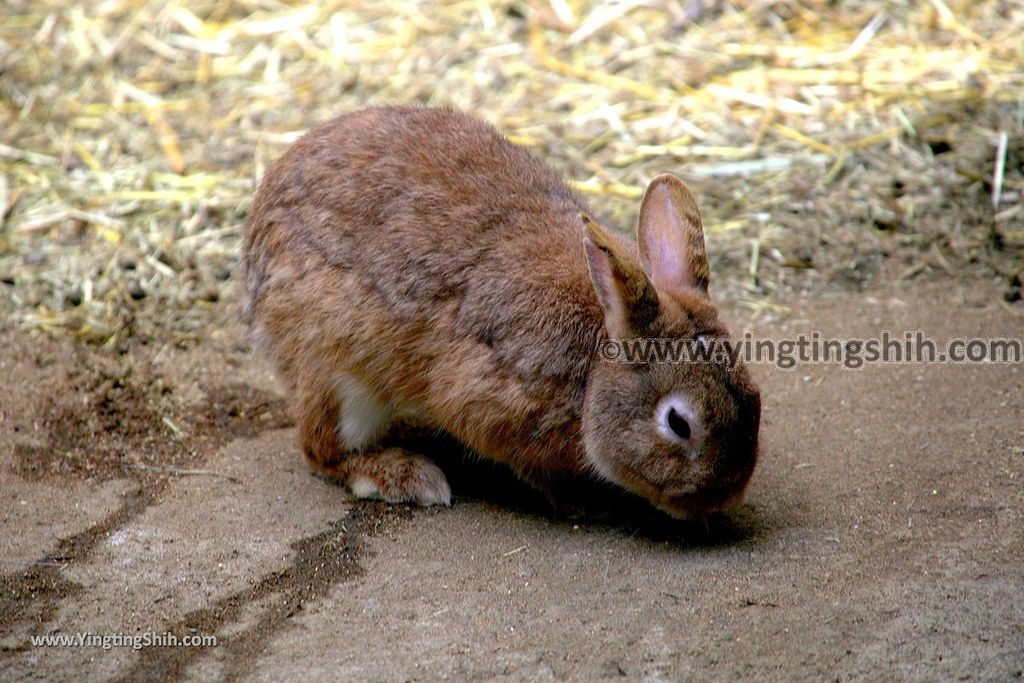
582 175 761 519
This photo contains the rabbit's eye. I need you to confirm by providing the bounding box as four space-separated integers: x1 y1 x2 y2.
666 407 691 441
656 394 700 449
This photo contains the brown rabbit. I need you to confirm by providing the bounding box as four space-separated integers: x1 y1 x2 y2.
240 106 760 518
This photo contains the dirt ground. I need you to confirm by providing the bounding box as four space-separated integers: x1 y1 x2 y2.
0 275 1020 682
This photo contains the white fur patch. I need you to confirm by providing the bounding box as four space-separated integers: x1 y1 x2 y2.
336 374 391 449
349 476 382 500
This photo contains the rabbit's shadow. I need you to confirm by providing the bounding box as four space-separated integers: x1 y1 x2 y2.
384 427 781 550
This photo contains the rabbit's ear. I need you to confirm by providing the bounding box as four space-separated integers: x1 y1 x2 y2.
637 174 709 296
582 214 659 339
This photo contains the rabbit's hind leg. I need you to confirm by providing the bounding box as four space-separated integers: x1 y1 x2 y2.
296 373 451 507
338 448 451 507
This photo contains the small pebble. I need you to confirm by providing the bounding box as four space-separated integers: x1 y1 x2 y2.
213 266 232 281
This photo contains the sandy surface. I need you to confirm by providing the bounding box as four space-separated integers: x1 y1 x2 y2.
1 280 1022 681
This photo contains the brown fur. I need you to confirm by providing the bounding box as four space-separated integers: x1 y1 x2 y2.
240 106 760 517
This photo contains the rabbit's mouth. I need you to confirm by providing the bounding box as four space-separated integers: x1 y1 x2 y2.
608 464 734 520
627 469 749 520
656 487 747 520
592 452 750 519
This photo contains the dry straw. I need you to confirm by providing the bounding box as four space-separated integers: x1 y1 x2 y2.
1 0 1022 344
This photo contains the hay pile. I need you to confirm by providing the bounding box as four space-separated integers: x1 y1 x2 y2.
1 0 1022 344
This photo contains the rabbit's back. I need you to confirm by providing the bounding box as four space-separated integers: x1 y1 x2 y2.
241 107 605 473
245 107 595 321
